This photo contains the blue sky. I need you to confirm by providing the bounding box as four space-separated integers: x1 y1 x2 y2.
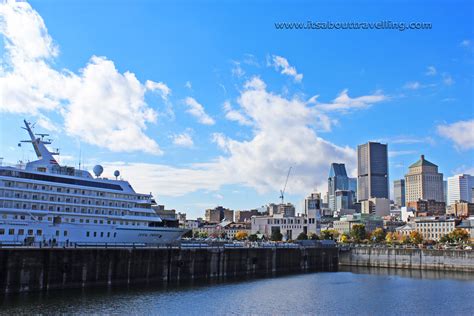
0 0 473 219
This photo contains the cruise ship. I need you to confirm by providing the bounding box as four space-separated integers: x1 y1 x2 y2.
0 120 187 245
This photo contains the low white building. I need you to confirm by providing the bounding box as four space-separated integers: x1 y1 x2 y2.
251 210 320 240
413 217 459 241
251 214 306 240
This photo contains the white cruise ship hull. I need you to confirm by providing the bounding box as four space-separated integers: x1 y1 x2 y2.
0 214 186 245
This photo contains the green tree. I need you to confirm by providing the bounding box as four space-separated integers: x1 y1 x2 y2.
445 229 469 243
297 232 308 240
400 234 410 244
371 228 385 243
340 233 350 243
350 224 366 243
182 230 193 238
308 232 320 240
271 230 283 241
248 234 258 242
321 229 339 240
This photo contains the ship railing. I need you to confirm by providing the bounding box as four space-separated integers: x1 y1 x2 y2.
0 240 336 249
0 161 27 169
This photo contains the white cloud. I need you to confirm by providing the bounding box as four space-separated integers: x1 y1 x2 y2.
425 66 437 76
184 97 215 125
102 77 356 197
231 61 245 78
442 73 454 86
404 81 421 90
315 89 387 112
388 150 417 158
452 165 474 176
101 161 228 197
145 80 171 101
437 120 474 150
171 131 194 148
460 39 471 47
0 0 163 155
381 136 435 145
215 76 355 194
222 100 252 126
271 55 303 82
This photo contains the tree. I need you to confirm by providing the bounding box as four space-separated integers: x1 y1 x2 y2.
182 230 193 238
198 232 208 238
271 230 283 241
400 234 410 245
248 234 258 242
235 231 248 241
297 232 308 240
310 233 320 240
450 229 469 243
340 233 350 243
321 229 339 240
371 228 385 243
442 229 469 243
350 224 366 243
409 231 423 244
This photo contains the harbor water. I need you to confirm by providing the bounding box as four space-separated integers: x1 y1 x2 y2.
1 267 473 315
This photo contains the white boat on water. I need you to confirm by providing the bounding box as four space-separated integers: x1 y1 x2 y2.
0 120 187 246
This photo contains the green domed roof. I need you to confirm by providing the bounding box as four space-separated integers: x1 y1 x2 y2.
409 155 437 168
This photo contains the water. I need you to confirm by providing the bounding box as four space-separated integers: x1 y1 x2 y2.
1 267 473 315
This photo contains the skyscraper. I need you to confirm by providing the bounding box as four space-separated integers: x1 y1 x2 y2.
328 163 349 211
447 174 474 205
357 142 389 202
393 179 406 207
405 155 444 203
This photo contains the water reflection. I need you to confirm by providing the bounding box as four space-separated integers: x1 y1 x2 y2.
340 265 474 281
1 268 473 315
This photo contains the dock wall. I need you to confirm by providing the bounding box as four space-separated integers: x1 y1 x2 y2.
0 247 338 294
339 247 474 272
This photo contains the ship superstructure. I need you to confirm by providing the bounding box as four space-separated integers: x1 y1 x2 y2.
0 120 186 245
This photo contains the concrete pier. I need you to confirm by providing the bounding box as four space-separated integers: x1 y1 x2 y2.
0 246 338 294
339 247 474 272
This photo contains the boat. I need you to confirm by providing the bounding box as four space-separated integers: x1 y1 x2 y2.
0 120 187 246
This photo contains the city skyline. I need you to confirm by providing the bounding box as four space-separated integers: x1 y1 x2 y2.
0 1 473 219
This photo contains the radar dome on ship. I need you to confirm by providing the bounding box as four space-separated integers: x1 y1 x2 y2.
114 170 120 179
93 165 104 177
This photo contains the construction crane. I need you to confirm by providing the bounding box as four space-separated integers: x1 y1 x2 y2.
279 167 292 204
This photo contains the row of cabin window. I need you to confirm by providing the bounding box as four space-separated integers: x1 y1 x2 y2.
86 231 117 238
4 214 147 226
4 182 136 200
1 201 153 217
9 191 134 207
0 228 66 236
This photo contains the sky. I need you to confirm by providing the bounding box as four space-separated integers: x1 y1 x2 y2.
0 0 473 219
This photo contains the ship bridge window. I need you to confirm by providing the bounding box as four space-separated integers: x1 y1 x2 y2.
28 229 33 236
0 229 4 235
18 229 24 235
